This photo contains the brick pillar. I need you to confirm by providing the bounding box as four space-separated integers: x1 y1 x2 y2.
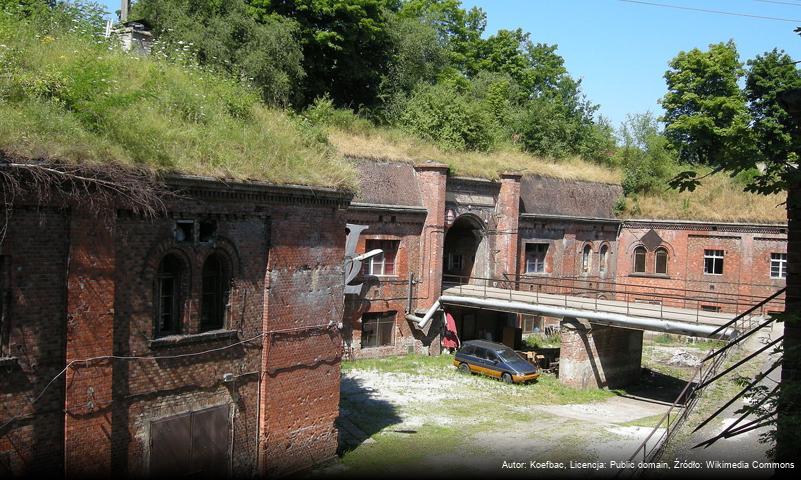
414 162 448 312
558 318 642 389
495 173 522 279
64 210 116 476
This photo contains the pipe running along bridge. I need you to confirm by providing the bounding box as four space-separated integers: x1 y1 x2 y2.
407 275 784 390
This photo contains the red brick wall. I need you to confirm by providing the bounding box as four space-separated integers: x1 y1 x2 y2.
258 203 346 476
1 181 349 478
64 208 116 476
0 208 67 477
495 174 522 278
559 318 643 389
341 210 430 359
616 222 786 313
414 164 448 312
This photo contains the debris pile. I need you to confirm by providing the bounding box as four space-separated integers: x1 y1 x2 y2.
668 350 701 367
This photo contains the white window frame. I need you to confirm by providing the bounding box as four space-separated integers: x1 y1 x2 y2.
525 243 548 274
771 253 787 279
704 249 724 275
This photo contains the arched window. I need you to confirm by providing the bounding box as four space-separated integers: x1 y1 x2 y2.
633 246 647 273
156 254 184 337
201 253 230 331
599 245 609 274
582 245 592 274
655 247 669 275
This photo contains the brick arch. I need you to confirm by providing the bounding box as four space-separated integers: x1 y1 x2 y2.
202 237 242 278
625 241 648 255
142 240 194 285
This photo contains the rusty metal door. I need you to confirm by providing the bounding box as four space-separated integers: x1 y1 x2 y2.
150 405 231 477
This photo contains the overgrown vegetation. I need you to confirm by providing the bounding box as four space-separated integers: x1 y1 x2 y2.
0 1 356 188
0 0 791 223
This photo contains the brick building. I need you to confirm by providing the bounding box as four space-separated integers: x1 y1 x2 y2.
341 159 787 359
0 158 788 476
0 176 348 477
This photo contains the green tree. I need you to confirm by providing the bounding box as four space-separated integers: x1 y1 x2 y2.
249 0 396 109
399 81 495 151
134 0 304 106
397 0 485 76
662 40 801 462
617 112 676 194
745 49 801 194
661 41 753 169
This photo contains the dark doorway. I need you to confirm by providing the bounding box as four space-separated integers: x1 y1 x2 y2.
442 215 487 285
150 404 231 477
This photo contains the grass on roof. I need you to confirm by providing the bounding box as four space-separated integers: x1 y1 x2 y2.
0 17 357 190
623 173 786 224
328 127 623 184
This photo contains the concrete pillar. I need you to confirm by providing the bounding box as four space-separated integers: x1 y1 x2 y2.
495 173 522 279
64 210 116 476
558 318 643 389
414 162 448 312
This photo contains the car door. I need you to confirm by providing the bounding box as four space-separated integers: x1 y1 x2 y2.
484 350 503 378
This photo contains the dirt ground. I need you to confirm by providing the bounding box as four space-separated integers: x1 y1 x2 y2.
311 331 776 479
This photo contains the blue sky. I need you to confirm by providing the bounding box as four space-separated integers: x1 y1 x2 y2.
97 0 801 129
460 0 801 129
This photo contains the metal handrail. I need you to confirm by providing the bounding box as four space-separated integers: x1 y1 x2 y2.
444 273 784 326
618 289 783 477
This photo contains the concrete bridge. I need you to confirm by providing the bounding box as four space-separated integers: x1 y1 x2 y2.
411 276 782 390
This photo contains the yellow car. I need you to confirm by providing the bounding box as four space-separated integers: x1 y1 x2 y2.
453 340 540 384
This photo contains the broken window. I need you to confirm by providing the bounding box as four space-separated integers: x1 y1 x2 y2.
155 254 184 337
525 244 547 274
581 244 592 274
633 246 646 273
0 256 9 356
361 312 395 347
446 252 463 274
199 220 217 243
771 253 787 279
599 245 609 274
704 250 724 275
175 220 195 243
364 240 398 276
655 248 668 275
521 315 543 334
200 253 230 332
701 305 722 313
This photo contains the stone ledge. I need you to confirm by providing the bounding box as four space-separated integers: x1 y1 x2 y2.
149 329 240 349
627 273 671 280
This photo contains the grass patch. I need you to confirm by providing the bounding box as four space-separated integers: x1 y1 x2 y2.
329 127 622 183
339 423 463 472
622 173 785 224
646 333 726 351
0 16 357 189
525 333 561 349
340 353 454 374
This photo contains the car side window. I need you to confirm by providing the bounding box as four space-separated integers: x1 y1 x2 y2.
460 345 475 356
487 351 499 362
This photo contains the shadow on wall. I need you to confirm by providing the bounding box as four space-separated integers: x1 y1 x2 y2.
336 376 402 454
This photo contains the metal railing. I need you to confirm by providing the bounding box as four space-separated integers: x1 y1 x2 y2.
617 290 784 477
441 274 784 329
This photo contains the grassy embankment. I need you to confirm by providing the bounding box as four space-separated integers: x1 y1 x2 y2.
0 16 356 189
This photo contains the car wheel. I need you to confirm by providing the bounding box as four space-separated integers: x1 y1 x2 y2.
458 363 471 375
501 372 513 384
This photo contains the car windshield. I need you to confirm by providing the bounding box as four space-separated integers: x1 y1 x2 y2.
496 349 523 363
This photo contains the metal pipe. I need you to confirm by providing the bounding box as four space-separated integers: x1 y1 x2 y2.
437 295 736 338
405 300 442 329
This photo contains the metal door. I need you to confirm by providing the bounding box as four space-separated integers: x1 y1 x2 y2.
150 405 231 477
